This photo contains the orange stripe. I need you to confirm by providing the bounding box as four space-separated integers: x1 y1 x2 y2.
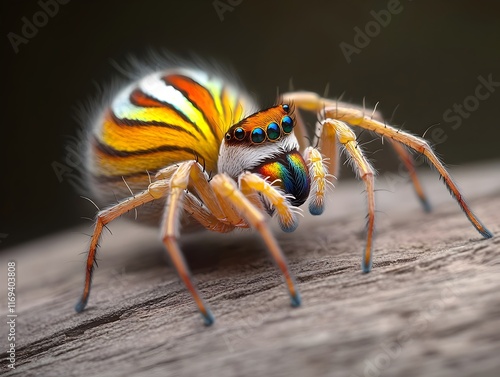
164 74 222 139
129 89 165 107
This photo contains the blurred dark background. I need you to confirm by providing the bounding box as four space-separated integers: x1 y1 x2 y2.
1 0 500 248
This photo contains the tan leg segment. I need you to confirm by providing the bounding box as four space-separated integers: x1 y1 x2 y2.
211 173 302 307
291 106 310 152
328 106 492 238
315 120 339 181
387 139 431 212
283 91 492 239
212 188 247 228
183 192 235 233
75 179 169 313
160 162 216 325
239 172 300 232
323 119 376 273
303 146 333 216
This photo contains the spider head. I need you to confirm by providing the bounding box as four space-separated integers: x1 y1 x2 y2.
219 103 311 207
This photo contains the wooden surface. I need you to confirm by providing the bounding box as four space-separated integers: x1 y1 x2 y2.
1 160 499 377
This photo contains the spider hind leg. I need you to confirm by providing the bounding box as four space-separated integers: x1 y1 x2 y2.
75 179 169 313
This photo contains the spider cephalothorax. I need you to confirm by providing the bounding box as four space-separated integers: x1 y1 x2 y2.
76 65 492 326
219 103 311 224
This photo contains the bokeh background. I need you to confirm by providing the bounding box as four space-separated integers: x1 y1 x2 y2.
2 0 500 247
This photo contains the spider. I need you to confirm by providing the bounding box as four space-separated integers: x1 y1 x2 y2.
75 65 492 325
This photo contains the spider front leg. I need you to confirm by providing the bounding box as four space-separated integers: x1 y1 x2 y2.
212 173 302 307
162 162 302 324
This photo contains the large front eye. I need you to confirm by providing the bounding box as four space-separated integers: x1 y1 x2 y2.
266 122 280 140
282 115 294 133
251 127 266 143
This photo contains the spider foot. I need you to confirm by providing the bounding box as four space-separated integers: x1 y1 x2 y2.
75 297 88 313
290 291 302 307
361 259 372 274
201 308 215 326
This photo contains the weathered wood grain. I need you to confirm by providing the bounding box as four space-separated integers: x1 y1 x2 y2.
1 161 499 377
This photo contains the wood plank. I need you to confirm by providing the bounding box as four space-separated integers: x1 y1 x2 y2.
1 160 499 377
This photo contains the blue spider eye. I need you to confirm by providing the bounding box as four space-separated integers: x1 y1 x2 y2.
282 116 294 133
266 122 280 140
234 127 245 140
282 104 290 112
251 127 266 143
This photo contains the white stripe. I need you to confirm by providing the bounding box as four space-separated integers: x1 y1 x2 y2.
110 68 256 132
139 72 199 121
111 82 140 119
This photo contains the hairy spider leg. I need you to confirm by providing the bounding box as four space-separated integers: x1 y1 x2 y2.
303 146 334 216
321 119 376 272
282 91 492 239
161 161 233 325
75 179 170 313
282 91 430 212
327 107 492 239
212 173 302 307
387 138 432 212
160 162 303 324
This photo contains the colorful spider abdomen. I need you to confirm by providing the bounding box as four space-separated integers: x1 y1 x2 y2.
87 68 255 205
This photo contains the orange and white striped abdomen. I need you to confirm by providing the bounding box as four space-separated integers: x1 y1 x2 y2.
86 68 256 206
